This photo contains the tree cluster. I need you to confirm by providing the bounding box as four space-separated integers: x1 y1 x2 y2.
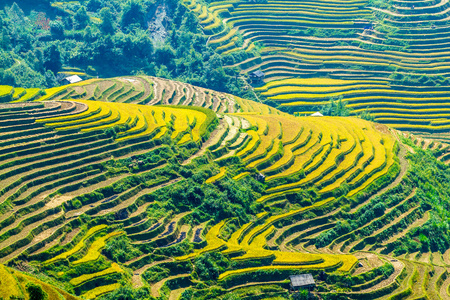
0 0 254 97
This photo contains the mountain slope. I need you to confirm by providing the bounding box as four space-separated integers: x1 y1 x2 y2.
0 83 449 299
183 0 450 137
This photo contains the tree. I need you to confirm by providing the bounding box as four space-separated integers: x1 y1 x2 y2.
49 20 64 39
74 7 89 30
204 67 227 92
100 7 115 35
44 69 57 87
155 46 176 68
43 44 62 73
320 96 351 117
0 69 15 85
121 1 146 30
183 11 198 32
9 3 26 21
123 29 153 60
359 109 375 121
26 283 48 300
87 0 102 11
194 253 220 281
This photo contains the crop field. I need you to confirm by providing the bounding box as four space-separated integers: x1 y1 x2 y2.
5 76 244 114
0 77 449 300
255 77 450 134
4 0 450 297
178 0 450 138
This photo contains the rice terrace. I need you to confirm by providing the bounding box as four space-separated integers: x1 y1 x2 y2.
1 0 450 299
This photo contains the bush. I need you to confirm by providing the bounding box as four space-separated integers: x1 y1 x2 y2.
194 252 230 281
26 283 48 300
103 236 142 263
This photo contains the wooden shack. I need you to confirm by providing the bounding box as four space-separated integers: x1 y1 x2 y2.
249 70 265 83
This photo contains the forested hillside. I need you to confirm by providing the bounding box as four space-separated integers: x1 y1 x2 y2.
0 0 254 98
2 0 450 299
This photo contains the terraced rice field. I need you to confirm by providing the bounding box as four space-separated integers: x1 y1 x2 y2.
190 0 450 81
0 80 448 299
3 76 256 114
0 98 215 298
179 0 450 136
255 78 450 134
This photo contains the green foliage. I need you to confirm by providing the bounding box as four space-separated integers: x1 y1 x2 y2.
100 7 115 35
315 220 352 248
320 96 351 117
286 189 317 207
98 285 152 300
50 20 64 39
385 146 450 253
359 109 375 122
74 7 89 30
194 252 230 281
389 72 450 86
43 44 62 74
292 289 309 300
121 1 147 30
0 0 250 97
26 283 48 300
103 236 142 263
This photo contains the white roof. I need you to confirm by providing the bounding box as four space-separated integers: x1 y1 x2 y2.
290 274 315 287
310 112 323 117
66 75 83 84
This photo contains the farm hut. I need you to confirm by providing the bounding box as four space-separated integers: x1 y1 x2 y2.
249 70 265 83
310 112 324 117
289 274 316 292
63 75 83 85
256 172 266 183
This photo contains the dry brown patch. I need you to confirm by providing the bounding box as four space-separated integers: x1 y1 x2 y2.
373 123 391 135
33 227 58 243
364 252 385 268
72 86 84 94
60 228 80 246
45 196 72 209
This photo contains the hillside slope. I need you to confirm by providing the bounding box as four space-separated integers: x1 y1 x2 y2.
0 85 449 299
0 76 280 115
183 0 450 137
4 74 450 142
0 263 79 300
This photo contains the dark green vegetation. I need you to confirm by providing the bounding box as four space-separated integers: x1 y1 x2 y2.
0 0 255 98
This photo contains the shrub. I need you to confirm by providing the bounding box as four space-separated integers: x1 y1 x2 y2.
26 283 48 300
